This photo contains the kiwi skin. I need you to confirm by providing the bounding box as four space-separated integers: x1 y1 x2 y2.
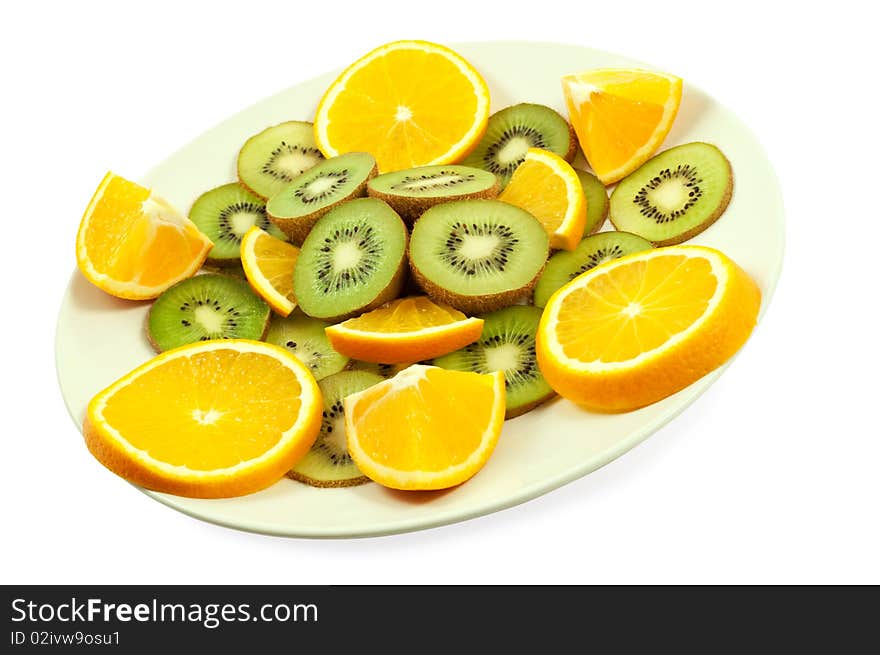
562 122 578 163
368 176 501 226
610 143 734 246
409 257 545 315
267 160 378 245
287 468 369 489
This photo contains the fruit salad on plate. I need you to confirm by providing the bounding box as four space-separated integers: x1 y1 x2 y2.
73 40 759 499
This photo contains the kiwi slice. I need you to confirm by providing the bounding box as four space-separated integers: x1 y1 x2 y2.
189 183 286 265
265 311 349 381
266 152 378 244
147 274 270 352
462 103 576 187
288 370 382 487
408 199 549 314
533 231 654 308
367 164 500 225
434 305 553 418
609 142 733 245
237 121 324 199
576 169 609 237
294 198 407 322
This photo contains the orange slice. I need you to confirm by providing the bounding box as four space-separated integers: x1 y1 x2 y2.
314 40 490 173
536 246 761 412
83 340 322 498
240 226 300 316
345 365 505 490
498 147 586 251
561 69 682 185
76 172 213 299
325 296 484 363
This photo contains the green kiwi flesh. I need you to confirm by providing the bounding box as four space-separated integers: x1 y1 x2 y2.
293 198 408 322
575 169 609 237
288 370 382 487
533 231 654 308
237 121 324 199
609 142 733 245
462 103 576 187
147 274 270 351
266 152 377 244
408 199 549 314
367 164 500 225
189 183 286 265
265 311 349 381
434 305 553 418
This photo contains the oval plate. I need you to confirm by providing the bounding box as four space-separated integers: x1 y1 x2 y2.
56 41 784 538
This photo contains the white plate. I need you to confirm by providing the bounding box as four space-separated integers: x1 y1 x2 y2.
55 41 784 538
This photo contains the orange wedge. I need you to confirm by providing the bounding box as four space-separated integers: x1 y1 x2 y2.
325 296 483 363
499 147 586 251
537 246 760 412
76 172 213 299
240 226 300 316
83 340 322 498
345 365 505 490
314 40 490 172
561 69 682 185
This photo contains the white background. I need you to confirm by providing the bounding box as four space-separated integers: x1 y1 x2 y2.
2 0 877 584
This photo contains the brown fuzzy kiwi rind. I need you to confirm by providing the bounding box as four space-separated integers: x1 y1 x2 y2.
267 162 378 245
368 177 501 226
286 470 370 488
562 122 578 163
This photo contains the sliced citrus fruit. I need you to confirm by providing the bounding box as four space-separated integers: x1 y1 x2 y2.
83 340 322 498
345 365 505 490
498 147 586 251
76 172 213 299
536 246 761 412
314 40 490 173
325 296 484 363
240 226 300 316
561 68 682 185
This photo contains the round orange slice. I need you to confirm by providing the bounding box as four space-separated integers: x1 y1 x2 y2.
83 340 322 498
325 296 483 364
561 68 682 185
240 226 300 316
76 172 213 299
498 147 587 251
536 246 761 412
314 40 490 172
345 365 505 490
